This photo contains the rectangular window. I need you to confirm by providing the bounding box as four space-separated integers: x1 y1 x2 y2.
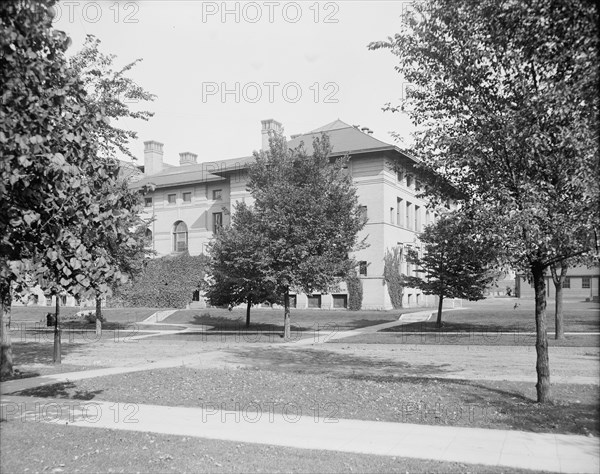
396 168 404 182
167 193 176 204
289 294 297 308
396 198 403 226
307 294 322 309
562 277 570 289
212 212 223 234
332 294 348 309
415 180 421 192
144 197 153 207
183 192 192 203
390 207 395 225
415 205 421 232
406 174 413 189
406 201 412 229
582 277 591 289
359 261 368 276
212 189 222 200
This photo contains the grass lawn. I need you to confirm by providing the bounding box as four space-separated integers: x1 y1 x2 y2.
0 422 529 474
419 298 600 333
343 331 599 347
10 306 161 324
14 359 598 437
164 307 416 332
329 298 600 347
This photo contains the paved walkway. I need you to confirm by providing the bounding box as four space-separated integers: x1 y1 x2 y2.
288 309 436 346
0 350 241 395
1 395 597 473
141 309 178 323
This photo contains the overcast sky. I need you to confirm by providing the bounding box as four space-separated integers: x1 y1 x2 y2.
54 1 414 166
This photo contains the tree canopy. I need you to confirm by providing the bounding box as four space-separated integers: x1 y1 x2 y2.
0 0 154 374
405 212 499 327
370 0 599 402
205 202 280 327
247 133 366 338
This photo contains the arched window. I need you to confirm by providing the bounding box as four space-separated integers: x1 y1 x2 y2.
173 221 188 252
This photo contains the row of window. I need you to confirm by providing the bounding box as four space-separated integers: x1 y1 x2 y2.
560 277 591 289
529 277 592 289
144 189 223 208
359 203 432 232
396 169 421 192
288 294 348 309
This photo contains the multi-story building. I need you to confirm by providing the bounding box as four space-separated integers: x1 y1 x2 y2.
134 118 438 310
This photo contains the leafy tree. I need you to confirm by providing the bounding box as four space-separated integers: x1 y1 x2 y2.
370 0 599 401
68 34 155 332
405 213 498 328
206 203 280 327
69 34 155 161
0 0 108 375
0 1 154 371
247 133 366 339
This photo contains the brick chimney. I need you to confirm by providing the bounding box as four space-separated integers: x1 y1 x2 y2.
261 118 283 151
179 152 198 166
144 140 164 176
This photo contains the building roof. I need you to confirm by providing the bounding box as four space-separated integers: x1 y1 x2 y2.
135 119 408 190
289 119 397 156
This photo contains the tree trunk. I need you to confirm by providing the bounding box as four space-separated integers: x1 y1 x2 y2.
283 288 291 340
0 280 14 377
53 293 61 364
532 262 550 403
436 294 444 328
95 294 102 336
246 297 252 328
550 262 567 340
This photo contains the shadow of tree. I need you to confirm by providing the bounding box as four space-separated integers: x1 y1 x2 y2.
190 314 311 333
15 381 103 400
234 346 452 377
341 373 599 436
0 369 41 383
9 342 84 366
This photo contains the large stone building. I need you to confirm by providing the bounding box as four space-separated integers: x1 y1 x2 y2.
135 119 440 310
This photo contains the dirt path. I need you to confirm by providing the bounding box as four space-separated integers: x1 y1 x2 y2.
11 332 599 386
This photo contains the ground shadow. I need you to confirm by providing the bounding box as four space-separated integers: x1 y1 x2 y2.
233 346 452 377
0 369 41 383
8 342 85 366
190 314 310 333
341 373 599 436
15 381 104 401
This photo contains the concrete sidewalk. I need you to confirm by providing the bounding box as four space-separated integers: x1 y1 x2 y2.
0 350 241 395
289 309 436 346
1 395 597 473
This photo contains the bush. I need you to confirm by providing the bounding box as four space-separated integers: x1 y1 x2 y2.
384 247 405 309
346 271 363 311
83 311 105 324
114 252 209 308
